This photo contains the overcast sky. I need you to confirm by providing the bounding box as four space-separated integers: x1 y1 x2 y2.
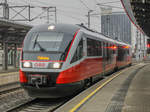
0 0 125 31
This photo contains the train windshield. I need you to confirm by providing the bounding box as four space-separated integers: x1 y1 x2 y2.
25 32 64 52
23 31 74 61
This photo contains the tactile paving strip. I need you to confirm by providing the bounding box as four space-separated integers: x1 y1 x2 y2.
105 65 146 112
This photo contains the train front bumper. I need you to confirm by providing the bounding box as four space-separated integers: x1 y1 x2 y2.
21 81 83 98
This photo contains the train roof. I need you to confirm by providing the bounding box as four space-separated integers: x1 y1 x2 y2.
29 24 80 35
78 24 131 47
29 23 131 47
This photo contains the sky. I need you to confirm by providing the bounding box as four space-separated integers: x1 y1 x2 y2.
0 0 125 31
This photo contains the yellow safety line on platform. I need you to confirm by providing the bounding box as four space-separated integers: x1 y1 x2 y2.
69 64 141 112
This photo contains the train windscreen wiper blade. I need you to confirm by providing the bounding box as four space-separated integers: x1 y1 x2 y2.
36 42 46 52
32 34 46 52
33 34 38 49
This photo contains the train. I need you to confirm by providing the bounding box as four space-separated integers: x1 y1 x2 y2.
19 24 132 98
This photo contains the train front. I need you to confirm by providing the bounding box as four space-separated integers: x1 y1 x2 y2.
19 24 81 98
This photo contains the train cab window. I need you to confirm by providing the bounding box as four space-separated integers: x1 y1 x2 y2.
71 39 83 63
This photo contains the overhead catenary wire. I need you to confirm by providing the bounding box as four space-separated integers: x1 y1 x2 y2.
30 0 49 6
5 0 122 17
0 0 123 31
58 9 87 23
58 8 86 17
4 0 88 23
20 0 88 15
78 0 91 10
18 0 88 23
7 0 46 21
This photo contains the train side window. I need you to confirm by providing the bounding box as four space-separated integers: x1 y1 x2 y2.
87 38 93 56
106 43 109 61
87 38 102 56
110 44 114 62
113 44 116 54
117 46 125 61
97 41 102 56
127 49 129 55
103 42 106 58
118 46 122 61
71 39 83 63
106 43 113 64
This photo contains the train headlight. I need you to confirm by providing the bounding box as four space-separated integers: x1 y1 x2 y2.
23 62 32 68
53 62 61 69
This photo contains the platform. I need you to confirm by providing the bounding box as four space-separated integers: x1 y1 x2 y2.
55 63 150 112
0 68 19 86
0 66 18 73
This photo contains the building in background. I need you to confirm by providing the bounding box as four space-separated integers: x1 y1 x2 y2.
101 13 131 44
101 13 147 61
131 26 147 61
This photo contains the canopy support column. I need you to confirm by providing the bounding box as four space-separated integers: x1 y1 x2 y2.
2 42 8 70
13 44 17 68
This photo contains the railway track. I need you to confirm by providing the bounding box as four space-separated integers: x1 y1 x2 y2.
0 82 33 112
4 72 115 112
7 98 68 112
0 64 141 112
0 82 22 95
0 82 73 112
0 89 33 112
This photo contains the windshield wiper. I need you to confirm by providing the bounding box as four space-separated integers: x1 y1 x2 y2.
33 34 38 49
36 42 46 51
32 34 46 52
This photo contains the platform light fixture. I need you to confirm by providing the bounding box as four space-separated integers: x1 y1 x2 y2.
48 25 55 30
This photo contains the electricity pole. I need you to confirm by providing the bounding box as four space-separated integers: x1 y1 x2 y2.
1 0 9 19
87 10 93 28
0 1 57 23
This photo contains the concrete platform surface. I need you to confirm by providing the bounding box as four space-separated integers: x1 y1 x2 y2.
0 66 18 74
122 63 150 112
55 63 148 112
0 71 19 86
0 65 19 86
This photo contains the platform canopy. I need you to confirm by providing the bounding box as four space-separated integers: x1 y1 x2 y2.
0 19 32 44
121 0 150 37
0 19 32 70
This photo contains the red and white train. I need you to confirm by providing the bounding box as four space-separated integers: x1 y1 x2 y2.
19 24 132 98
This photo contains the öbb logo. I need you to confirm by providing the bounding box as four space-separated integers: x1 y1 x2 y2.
34 63 46 67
